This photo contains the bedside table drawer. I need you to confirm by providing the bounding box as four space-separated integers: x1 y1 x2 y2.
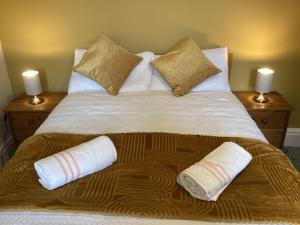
249 111 288 129
261 129 285 149
14 130 36 145
9 112 49 130
4 92 66 149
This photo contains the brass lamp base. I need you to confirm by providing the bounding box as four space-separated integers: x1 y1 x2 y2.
29 95 44 105
253 93 268 103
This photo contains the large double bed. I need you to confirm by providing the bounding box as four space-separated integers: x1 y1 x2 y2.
0 47 299 225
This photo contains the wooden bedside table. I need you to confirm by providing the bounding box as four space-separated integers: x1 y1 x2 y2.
3 92 66 146
234 91 293 149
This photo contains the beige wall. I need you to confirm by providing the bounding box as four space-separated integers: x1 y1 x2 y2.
0 42 13 111
0 41 13 166
0 0 299 126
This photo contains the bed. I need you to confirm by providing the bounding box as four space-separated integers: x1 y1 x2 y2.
0 48 299 225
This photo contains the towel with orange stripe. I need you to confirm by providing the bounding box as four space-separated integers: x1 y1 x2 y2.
177 142 252 201
34 136 117 190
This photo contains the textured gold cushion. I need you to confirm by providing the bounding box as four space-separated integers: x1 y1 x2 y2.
73 34 142 95
150 37 221 96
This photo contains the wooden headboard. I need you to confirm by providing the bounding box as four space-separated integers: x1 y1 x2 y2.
228 53 233 77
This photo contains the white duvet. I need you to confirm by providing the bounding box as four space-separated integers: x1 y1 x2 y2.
36 91 266 142
2 91 276 225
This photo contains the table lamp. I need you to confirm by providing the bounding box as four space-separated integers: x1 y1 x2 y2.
253 68 274 103
22 70 44 105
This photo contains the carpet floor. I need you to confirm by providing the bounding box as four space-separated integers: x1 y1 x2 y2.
284 147 300 171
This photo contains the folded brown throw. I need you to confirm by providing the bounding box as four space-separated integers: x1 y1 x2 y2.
0 133 299 224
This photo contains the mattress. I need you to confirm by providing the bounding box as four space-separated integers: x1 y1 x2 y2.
3 91 297 225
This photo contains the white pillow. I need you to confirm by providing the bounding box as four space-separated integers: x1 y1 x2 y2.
149 47 231 92
68 49 155 94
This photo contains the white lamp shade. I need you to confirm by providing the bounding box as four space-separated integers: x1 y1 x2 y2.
255 68 274 93
22 70 42 96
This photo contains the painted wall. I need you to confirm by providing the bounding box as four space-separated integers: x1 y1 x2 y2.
0 42 13 110
0 0 299 126
0 41 14 166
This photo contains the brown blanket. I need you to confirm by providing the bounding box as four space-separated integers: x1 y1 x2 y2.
0 133 299 224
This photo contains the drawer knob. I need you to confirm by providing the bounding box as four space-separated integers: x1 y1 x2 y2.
262 119 268 124
28 119 35 126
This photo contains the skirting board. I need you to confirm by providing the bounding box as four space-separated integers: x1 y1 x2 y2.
284 128 300 147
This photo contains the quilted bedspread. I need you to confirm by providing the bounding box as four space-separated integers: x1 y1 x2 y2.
0 133 299 224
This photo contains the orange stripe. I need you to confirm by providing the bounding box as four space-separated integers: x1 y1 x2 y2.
204 159 231 180
65 151 81 178
53 155 68 184
59 152 74 181
201 160 227 183
198 162 223 183
202 159 229 181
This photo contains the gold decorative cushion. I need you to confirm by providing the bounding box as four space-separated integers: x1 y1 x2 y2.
73 34 142 95
150 37 221 96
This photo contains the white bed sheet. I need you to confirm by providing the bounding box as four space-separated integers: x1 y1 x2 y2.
36 91 266 142
0 212 284 225
3 91 276 225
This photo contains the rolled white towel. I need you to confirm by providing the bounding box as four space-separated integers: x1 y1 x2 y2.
34 136 117 190
177 142 252 201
